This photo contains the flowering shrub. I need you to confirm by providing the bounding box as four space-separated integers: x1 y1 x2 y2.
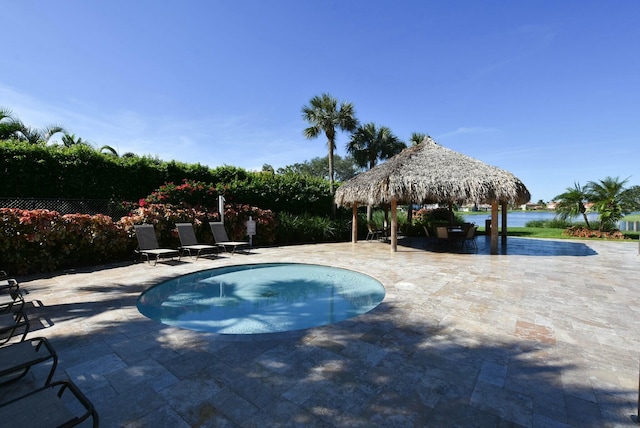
563 226 627 240
140 180 277 245
413 207 464 235
144 179 219 208
1 202 277 274
119 203 275 247
0 208 131 274
222 204 276 245
119 203 221 247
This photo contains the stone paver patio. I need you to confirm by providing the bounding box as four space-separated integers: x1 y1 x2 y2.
2 236 640 427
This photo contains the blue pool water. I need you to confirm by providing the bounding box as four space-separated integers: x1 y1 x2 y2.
137 263 386 335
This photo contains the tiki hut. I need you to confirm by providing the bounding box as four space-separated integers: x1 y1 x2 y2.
334 137 531 254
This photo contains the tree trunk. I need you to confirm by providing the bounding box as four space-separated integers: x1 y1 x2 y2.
328 140 336 217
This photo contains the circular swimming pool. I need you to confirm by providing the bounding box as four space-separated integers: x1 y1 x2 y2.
137 263 386 335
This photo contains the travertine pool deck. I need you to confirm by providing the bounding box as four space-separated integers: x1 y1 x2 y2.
2 236 640 427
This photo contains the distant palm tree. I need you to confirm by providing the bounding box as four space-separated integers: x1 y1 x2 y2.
553 182 591 229
61 133 91 147
0 107 67 144
347 123 405 223
0 108 11 122
0 108 24 140
585 176 636 231
99 145 119 156
40 125 67 144
302 93 358 193
16 124 67 144
409 132 428 145
347 122 405 169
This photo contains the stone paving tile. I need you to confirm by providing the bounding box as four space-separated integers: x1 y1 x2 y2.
104 357 179 393
121 404 191 428
157 373 230 427
471 380 533 427
65 352 128 393
91 383 167 426
564 394 605 427
360 387 433 427
6 238 640 426
240 396 332 428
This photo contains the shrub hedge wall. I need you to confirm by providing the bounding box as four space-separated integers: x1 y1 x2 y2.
0 141 361 274
0 208 132 274
1 202 277 275
0 140 333 216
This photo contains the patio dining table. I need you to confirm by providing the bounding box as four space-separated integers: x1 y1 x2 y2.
446 226 465 248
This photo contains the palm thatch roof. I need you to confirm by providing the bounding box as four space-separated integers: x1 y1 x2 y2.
335 137 530 207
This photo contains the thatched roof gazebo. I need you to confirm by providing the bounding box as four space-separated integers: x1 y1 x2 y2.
334 137 531 254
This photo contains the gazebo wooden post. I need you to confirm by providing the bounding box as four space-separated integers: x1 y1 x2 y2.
491 201 499 254
390 199 398 252
352 203 358 243
501 202 508 247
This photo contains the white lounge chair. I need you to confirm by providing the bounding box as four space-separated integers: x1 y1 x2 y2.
209 223 250 255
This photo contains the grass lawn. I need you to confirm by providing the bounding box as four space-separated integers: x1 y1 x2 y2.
476 226 639 241
462 211 640 241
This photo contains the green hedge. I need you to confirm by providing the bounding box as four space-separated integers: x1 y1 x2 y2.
1 140 334 215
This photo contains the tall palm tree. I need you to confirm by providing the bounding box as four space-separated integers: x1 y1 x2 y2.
553 182 591 229
347 122 405 169
301 93 358 193
409 132 427 146
585 176 635 230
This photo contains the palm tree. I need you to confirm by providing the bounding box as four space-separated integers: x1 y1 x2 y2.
98 145 119 156
15 124 67 144
61 133 92 147
347 123 406 223
0 108 23 140
585 176 636 231
301 93 358 193
0 107 67 144
347 123 405 170
409 132 428 145
553 182 592 229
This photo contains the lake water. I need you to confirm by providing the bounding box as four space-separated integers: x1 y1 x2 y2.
461 211 599 228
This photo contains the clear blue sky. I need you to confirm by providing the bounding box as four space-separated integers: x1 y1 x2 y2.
2 1 639 202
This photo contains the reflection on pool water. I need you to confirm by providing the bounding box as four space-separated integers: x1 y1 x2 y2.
137 263 386 335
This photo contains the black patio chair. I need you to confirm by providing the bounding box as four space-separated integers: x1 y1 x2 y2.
0 380 98 427
0 337 57 386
